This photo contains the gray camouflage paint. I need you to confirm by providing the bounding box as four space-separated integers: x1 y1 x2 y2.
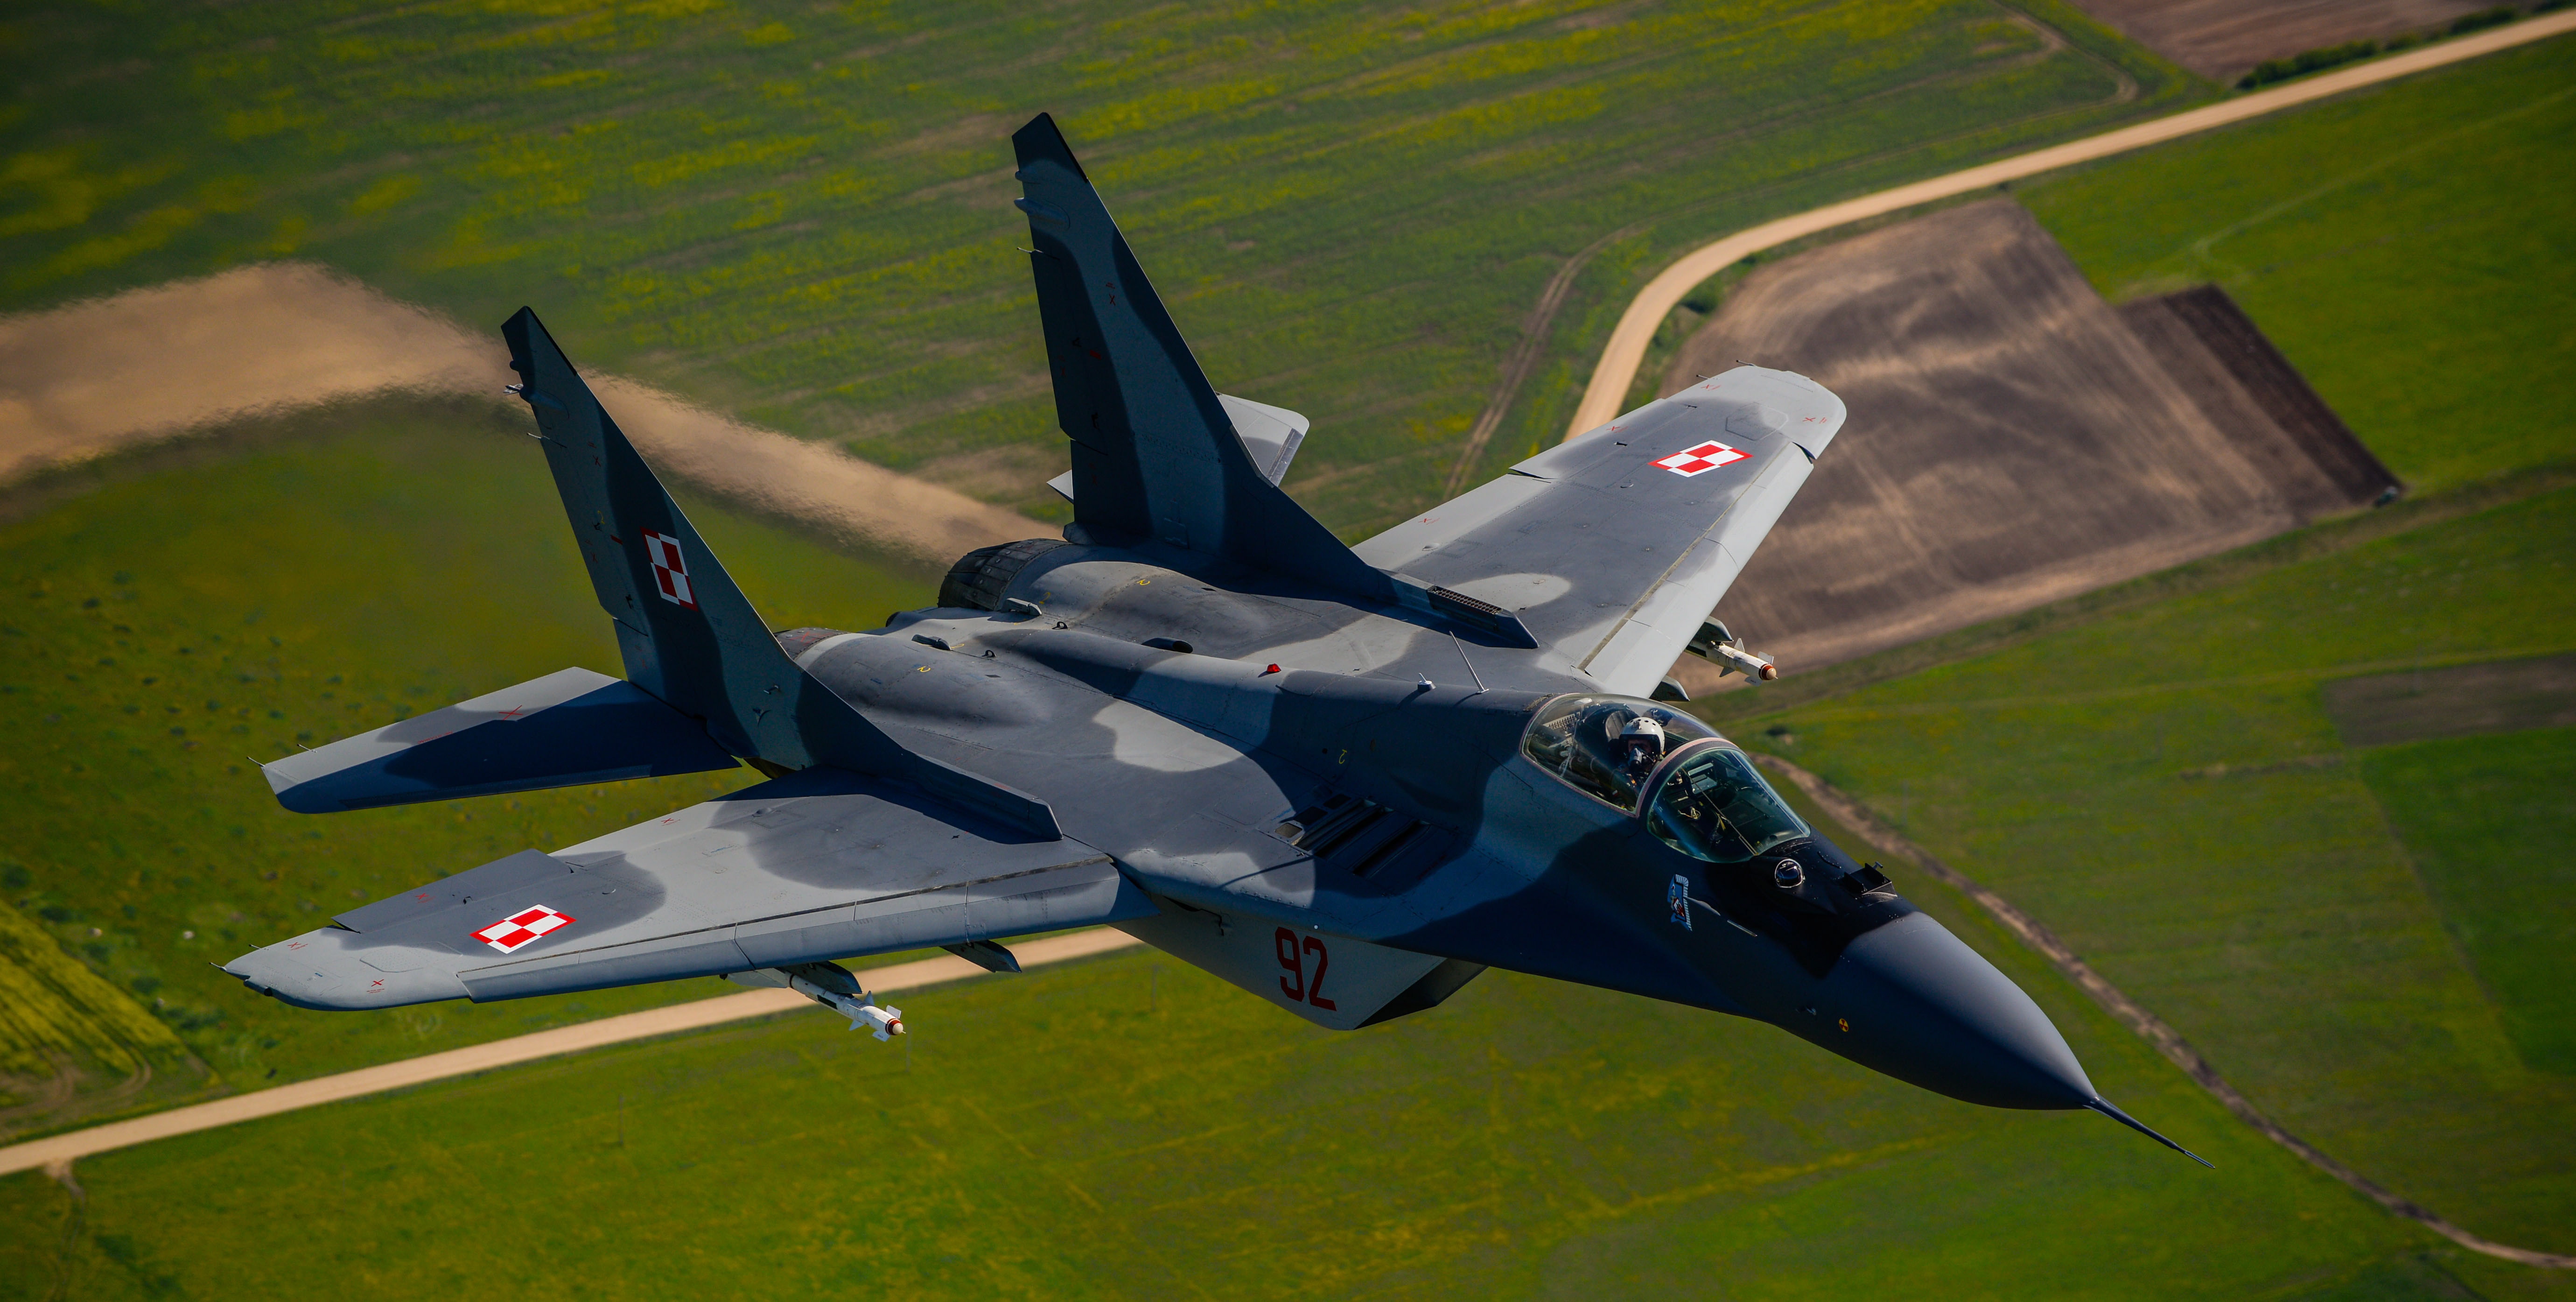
225 113 2203 1152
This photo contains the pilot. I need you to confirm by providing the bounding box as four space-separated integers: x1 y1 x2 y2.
1617 713 1668 786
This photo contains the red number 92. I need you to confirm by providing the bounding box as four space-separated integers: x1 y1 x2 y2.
1274 927 1336 1011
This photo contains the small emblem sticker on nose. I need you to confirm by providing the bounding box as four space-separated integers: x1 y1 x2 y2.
1652 441 1747 477
473 905 576 953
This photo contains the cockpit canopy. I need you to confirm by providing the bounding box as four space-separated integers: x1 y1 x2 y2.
1520 695 1719 812
1641 742 1810 863
1520 693 1810 863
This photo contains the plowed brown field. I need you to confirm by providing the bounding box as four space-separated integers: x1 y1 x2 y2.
1664 199 2391 690
2073 0 2503 81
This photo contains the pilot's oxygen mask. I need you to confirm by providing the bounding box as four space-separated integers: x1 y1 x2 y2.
1519 694 1719 813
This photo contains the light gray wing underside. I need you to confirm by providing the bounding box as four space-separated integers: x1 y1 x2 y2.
1355 366 1844 695
224 767 1153 1010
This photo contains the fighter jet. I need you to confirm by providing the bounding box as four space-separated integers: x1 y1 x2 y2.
225 114 2199 1161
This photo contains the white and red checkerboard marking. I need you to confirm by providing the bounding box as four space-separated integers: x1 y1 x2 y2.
641 530 696 608
473 905 576 954
1652 441 1748 477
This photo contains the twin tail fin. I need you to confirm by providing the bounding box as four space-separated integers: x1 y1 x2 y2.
1013 113 1390 602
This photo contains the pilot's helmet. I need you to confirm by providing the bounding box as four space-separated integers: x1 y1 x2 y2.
1620 714 1666 746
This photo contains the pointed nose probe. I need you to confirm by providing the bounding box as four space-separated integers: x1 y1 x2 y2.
1820 913 2207 1162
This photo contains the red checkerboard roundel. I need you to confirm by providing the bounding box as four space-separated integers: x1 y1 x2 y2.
473 905 576 954
1652 441 1748 477
642 530 696 608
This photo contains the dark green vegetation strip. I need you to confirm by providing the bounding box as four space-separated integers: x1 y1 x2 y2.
1733 484 2576 1262
0 936 2469 1300
2324 652 2576 747
0 0 2191 532
0 397 931 1120
2018 34 2576 492
2360 728 2576 1077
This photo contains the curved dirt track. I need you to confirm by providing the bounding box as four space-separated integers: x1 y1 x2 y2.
0 263 1042 566
0 928 1141 1179
1564 10 2576 440
1754 754 2576 1271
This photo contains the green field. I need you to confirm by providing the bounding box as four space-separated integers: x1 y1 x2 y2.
0 397 933 1126
1715 480 2576 1262
2018 33 2576 492
0 0 2191 532
0 901 2464 1302
0 896 205 1131
2359 726 2576 1077
7 8 2576 1299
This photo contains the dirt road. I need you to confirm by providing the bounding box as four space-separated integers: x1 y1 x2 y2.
0 262 1041 566
1564 11 2576 441
0 928 1140 1178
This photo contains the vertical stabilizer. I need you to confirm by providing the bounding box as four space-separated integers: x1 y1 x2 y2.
501 309 1060 838
504 308 809 764
1012 113 1390 602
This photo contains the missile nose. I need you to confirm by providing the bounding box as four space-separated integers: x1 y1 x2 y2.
1818 912 2095 1110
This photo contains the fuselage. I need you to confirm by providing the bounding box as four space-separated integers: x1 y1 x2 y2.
789 538 2097 1111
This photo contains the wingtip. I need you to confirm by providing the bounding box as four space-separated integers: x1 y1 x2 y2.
2086 1097 2213 1168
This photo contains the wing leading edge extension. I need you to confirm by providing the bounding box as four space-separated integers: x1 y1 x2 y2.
1354 366 1845 695
224 767 1155 1011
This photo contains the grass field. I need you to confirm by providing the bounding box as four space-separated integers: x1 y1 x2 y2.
0 0 2192 533
0 896 204 1132
2018 33 2576 492
1715 480 2576 1264
0 879 2472 1302
5 10 2576 1297
0 396 933 1126
2359 726 2576 1077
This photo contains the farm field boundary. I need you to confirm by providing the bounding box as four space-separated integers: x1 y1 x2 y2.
1562 9 2576 440
0 928 1141 1178
0 264 1037 567
1755 753 2576 1270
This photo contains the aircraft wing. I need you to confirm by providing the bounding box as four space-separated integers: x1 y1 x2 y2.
223 767 1155 1010
1354 366 1843 696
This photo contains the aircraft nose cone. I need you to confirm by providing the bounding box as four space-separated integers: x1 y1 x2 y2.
1817 912 2094 1109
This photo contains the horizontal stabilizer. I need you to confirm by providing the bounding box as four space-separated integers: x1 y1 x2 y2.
262 668 738 813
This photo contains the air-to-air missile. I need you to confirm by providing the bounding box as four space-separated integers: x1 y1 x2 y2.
221 113 2201 1165
730 963 904 1040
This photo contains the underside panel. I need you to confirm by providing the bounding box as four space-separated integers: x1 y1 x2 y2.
1119 898 1451 1031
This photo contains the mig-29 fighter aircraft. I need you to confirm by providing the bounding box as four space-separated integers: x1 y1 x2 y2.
227 114 2200 1161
